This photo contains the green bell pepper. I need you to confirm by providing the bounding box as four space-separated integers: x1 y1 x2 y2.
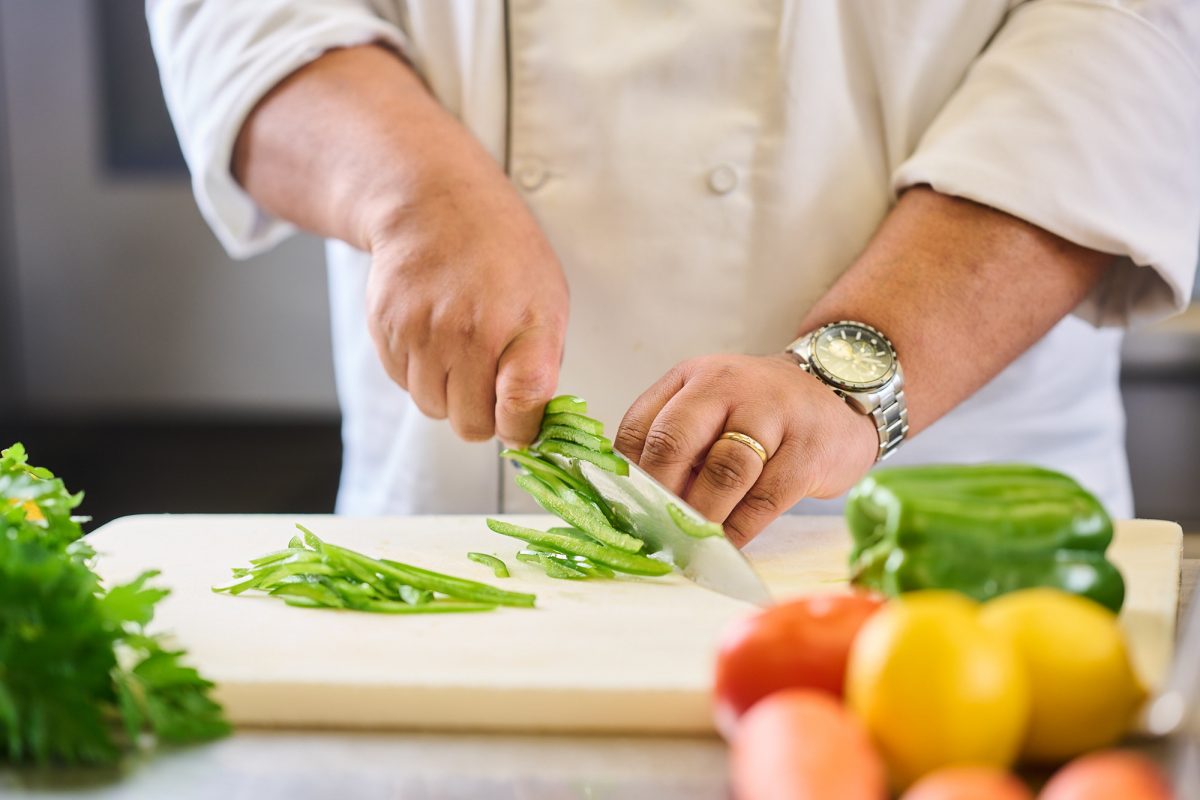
845 463 1125 612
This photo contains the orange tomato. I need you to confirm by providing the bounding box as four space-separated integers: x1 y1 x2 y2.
1039 750 1173 800
902 766 1033 800
730 688 886 800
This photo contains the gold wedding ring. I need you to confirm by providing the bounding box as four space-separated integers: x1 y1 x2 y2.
719 431 769 465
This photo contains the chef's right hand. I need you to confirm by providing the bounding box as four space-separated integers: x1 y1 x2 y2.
227 44 566 445
362 162 569 448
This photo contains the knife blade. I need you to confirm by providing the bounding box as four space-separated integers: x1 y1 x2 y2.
543 452 773 607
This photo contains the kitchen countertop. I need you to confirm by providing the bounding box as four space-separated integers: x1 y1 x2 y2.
5 557 1197 800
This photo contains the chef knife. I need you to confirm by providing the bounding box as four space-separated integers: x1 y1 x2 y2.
543 452 774 607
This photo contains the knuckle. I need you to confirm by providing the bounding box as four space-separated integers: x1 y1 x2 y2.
642 422 688 464
701 449 753 492
454 420 495 442
498 373 554 413
439 304 480 341
384 309 430 349
708 361 740 385
723 518 755 549
614 422 648 456
742 484 787 518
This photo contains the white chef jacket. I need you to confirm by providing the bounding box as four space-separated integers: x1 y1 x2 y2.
148 0 1200 520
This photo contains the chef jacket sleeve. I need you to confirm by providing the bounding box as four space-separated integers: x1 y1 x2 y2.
892 0 1200 328
146 0 412 258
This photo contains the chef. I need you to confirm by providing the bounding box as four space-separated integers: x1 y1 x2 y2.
148 1 1199 544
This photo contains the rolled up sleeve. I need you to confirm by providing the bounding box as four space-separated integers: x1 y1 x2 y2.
147 0 412 258
893 0 1200 328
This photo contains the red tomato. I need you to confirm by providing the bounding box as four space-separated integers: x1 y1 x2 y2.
1039 750 1173 800
731 689 886 800
713 591 884 738
902 766 1033 800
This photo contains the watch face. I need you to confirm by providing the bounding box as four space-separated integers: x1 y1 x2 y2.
810 323 896 390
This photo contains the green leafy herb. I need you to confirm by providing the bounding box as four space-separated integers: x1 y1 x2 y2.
0 442 86 554
0 443 228 766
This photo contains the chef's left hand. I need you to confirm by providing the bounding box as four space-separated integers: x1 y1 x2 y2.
615 354 878 546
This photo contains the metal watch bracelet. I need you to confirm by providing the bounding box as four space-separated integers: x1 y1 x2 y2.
870 380 908 462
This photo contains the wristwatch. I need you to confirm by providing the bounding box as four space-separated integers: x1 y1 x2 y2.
784 320 909 462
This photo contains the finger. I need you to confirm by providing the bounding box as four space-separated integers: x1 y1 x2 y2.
367 323 410 391
495 327 561 447
636 385 729 496
406 351 448 419
446 355 498 442
684 413 783 525
723 439 809 548
614 366 688 462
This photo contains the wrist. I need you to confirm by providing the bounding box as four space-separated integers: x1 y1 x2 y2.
785 320 909 464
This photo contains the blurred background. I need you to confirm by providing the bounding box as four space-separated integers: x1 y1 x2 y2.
0 1 1197 540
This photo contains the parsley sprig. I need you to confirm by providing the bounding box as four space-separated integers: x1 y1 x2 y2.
0 443 228 765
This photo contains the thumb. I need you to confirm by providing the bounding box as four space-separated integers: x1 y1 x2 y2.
494 327 562 447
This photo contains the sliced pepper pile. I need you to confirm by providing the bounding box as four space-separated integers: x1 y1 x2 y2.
215 524 535 613
845 463 1125 612
487 395 672 580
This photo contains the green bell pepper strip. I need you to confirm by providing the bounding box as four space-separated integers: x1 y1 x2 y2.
299 527 536 607
467 552 510 578
514 474 643 552
358 599 498 614
534 439 629 476
538 554 587 579
214 561 341 595
249 547 308 567
667 503 724 539
545 395 587 415
282 596 325 609
845 463 1125 612
537 425 613 453
520 548 616 579
540 412 605 436
500 448 594 498
267 581 346 607
486 518 672 576
397 584 432 605
503 446 628 533
546 526 593 540
516 551 588 579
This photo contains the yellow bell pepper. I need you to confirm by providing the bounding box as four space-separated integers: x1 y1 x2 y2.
979 588 1145 763
846 590 1030 789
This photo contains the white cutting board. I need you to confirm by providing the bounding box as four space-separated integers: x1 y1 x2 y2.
88 515 1181 734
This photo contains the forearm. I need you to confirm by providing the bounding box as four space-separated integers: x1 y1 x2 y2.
232 44 502 251
799 187 1114 436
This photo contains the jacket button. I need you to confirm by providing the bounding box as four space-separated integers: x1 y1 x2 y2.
515 159 548 191
707 164 738 195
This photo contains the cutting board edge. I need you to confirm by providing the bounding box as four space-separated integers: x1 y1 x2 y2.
215 681 719 736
